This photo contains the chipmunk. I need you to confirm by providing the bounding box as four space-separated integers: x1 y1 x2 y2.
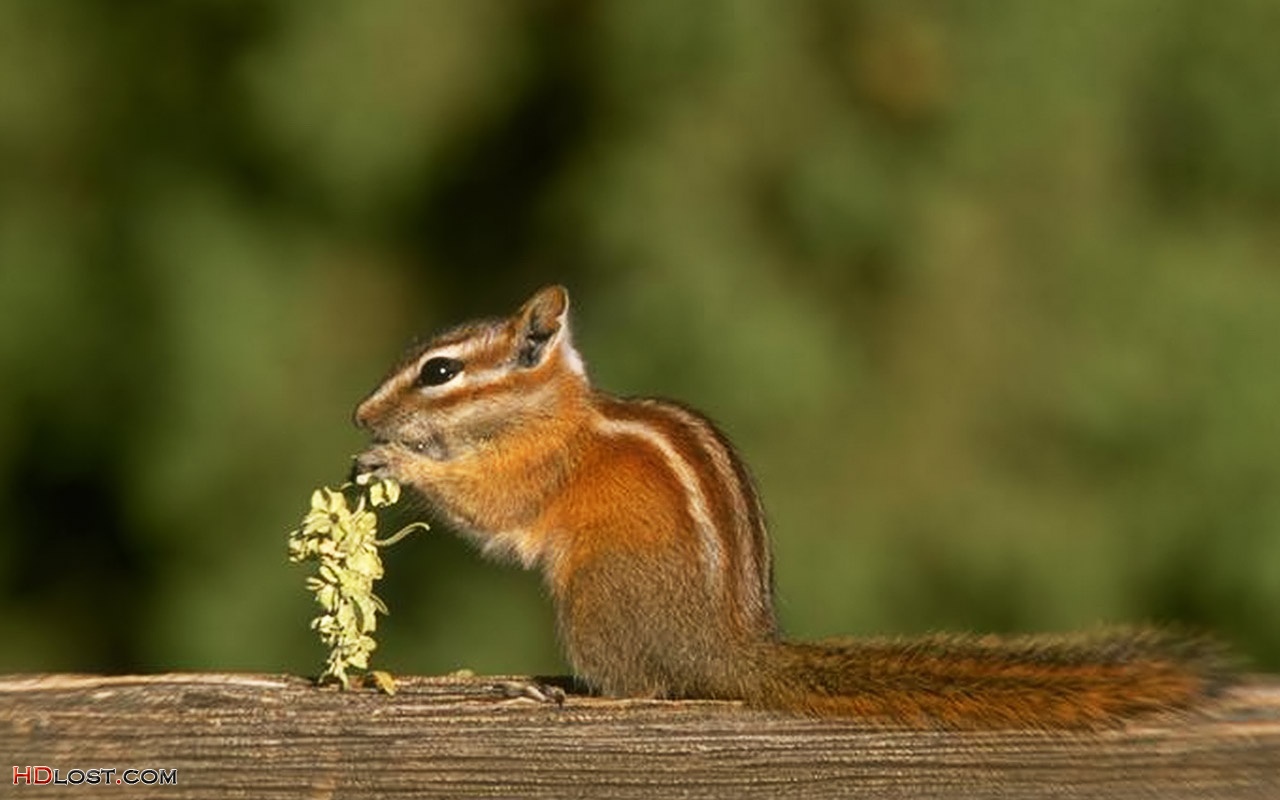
353 286 1230 728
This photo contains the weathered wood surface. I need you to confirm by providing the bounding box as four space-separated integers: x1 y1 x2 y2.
2 673 1278 799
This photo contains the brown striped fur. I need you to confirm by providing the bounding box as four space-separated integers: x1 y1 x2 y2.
353 286 1233 729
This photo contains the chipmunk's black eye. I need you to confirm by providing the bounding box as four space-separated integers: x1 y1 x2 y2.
417 356 463 387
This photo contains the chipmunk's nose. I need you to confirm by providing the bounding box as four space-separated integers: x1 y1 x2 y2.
352 395 378 431
354 378 405 433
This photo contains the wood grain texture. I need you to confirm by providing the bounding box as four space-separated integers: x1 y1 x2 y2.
2 673 1278 799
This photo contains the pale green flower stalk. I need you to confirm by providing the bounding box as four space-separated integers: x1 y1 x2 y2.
287 474 427 690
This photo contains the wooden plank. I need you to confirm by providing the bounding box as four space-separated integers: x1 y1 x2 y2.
2 673 1278 799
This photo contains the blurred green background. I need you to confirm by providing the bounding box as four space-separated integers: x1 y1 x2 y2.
2 0 1278 679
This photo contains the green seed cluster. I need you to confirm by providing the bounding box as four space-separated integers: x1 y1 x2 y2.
287 475 426 689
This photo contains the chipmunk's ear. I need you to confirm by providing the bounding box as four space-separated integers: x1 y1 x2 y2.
513 285 575 369
516 285 569 338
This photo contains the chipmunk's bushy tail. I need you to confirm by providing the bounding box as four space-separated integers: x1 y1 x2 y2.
749 628 1233 729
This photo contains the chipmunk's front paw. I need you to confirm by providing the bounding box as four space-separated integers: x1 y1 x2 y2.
351 443 404 483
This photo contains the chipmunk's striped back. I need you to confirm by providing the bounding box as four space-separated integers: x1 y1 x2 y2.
588 394 775 640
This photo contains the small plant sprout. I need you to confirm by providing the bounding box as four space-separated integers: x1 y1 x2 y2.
287 474 427 692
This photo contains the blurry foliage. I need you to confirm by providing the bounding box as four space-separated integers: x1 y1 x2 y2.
1 0 1278 677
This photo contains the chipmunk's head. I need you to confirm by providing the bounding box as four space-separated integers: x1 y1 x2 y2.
353 286 587 460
